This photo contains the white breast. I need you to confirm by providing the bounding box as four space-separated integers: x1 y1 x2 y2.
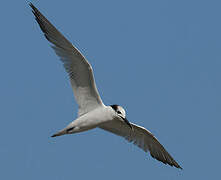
68 106 114 133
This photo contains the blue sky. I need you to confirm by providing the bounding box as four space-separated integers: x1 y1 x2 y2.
0 0 220 179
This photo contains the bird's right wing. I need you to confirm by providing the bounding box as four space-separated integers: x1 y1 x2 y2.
99 120 182 169
30 3 104 116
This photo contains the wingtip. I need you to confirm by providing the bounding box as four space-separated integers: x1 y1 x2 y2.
29 2 38 13
177 165 183 170
173 160 183 170
172 162 183 170
28 2 34 9
170 162 183 170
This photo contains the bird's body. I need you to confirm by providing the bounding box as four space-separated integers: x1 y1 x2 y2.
30 3 182 169
53 105 114 136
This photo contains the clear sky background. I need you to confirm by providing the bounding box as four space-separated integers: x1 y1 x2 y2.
0 0 220 179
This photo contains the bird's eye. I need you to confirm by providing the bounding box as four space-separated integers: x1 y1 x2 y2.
117 111 121 114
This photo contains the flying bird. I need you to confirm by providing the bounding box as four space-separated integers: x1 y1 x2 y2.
29 3 182 169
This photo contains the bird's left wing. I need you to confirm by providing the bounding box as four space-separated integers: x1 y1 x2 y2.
30 3 104 116
99 120 182 169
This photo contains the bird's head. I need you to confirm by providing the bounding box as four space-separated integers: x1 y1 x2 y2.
110 105 133 130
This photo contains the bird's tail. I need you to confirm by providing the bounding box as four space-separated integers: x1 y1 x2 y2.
51 128 67 137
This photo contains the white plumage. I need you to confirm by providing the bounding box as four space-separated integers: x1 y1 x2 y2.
30 3 182 169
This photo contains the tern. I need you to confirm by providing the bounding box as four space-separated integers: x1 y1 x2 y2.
30 3 182 169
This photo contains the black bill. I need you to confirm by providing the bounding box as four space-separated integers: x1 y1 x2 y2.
122 117 133 130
